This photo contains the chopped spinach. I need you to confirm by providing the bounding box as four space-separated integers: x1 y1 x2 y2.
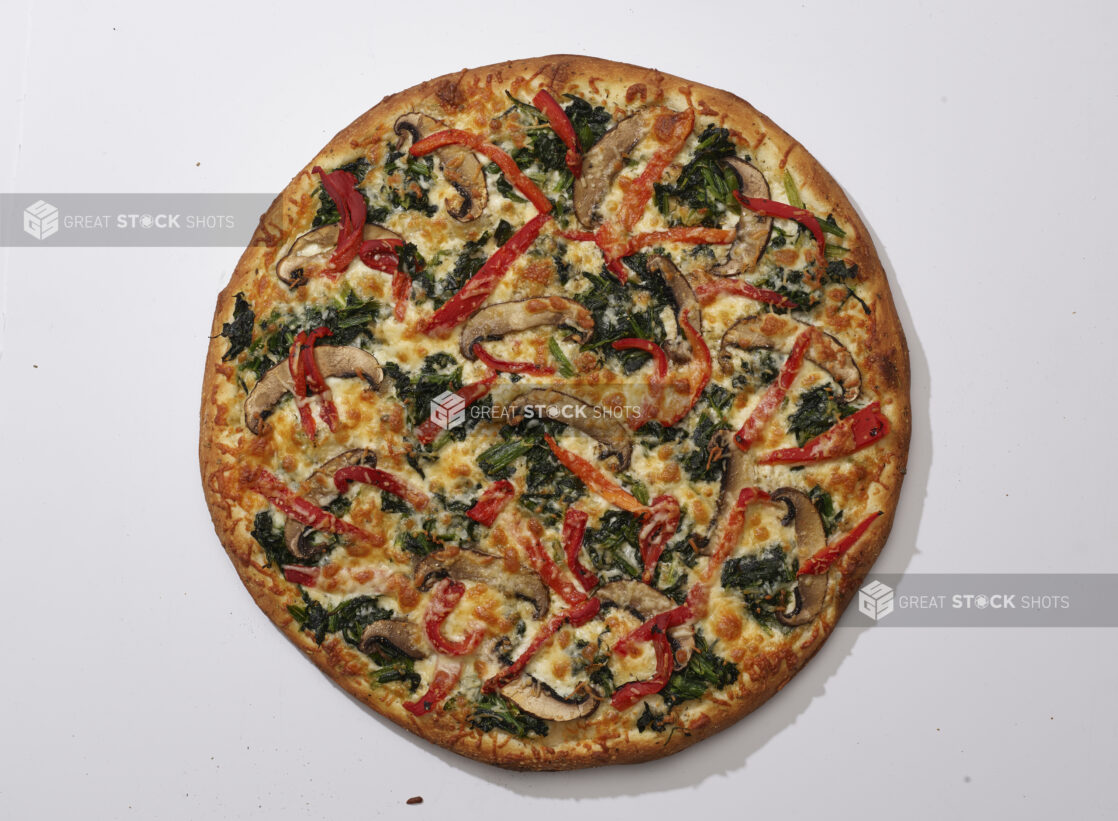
721 545 796 627
563 94 612 152
469 693 549 738
654 124 740 226
584 509 643 580
809 485 844 537
661 631 739 708
786 384 858 447
637 703 669 733
250 510 307 569
367 147 437 221
287 592 392 646
680 411 728 482
573 267 672 372
219 292 254 362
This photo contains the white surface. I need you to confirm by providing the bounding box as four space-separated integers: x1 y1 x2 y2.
2 0 1116 817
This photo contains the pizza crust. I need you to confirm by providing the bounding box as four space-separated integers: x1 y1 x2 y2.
199 55 910 770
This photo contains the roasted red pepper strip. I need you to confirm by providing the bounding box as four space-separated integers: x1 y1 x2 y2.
422 212 552 337
693 279 798 309
705 487 771 577
615 108 694 231
562 509 599 593
415 371 498 445
734 191 826 261
288 331 316 439
466 480 515 526
358 239 409 321
282 565 319 587
660 310 711 427
312 166 366 279
403 659 462 716
472 342 556 376
302 327 339 432
250 468 374 544
544 435 647 515
734 331 811 451
613 601 692 657
611 632 674 711
800 511 884 577
638 495 681 584
532 89 581 178
760 402 890 465
409 129 552 215
424 579 485 656
611 338 668 379
560 226 732 286
332 465 430 511
482 597 601 693
524 537 587 606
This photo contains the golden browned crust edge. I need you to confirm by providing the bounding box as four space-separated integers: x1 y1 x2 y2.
199 54 911 771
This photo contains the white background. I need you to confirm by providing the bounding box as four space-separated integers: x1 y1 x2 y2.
2 0 1116 817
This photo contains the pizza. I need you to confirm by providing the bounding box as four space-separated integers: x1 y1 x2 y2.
199 55 910 770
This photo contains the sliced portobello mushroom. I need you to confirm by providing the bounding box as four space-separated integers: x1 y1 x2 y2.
770 487 829 627
394 112 488 221
597 580 694 669
284 449 377 560
359 619 429 660
414 548 550 619
700 430 754 557
276 223 402 287
459 297 595 360
244 346 384 434
500 675 599 722
710 157 772 277
573 109 655 228
720 314 861 401
506 388 632 471
646 255 701 364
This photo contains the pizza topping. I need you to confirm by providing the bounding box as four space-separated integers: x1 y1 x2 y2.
415 548 550 619
706 487 771 573
422 212 552 337
311 166 367 279
610 631 673 711
466 480 515 527
720 314 861 402
699 431 755 556
614 108 695 233
508 389 633 470
459 298 595 360
561 509 599 593
360 619 429 660
799 510 883 577
333 465 430 511
356 236 410 322
414 370 498 445
277 223 402 287
573 109 654 228
408 129 552 215
499 675 599 722
658 310 711 427
645 256 701 364
693 278 799 310
598 580 694 669
471 343 555 376
403 658 462 716
734 191 826 262
282 565 319 586
770 487 829 626
733 330 812 451
284 449 377 560
394 112 488 221
523 537 590 606
637 495 681 585
543 434 646 514
761 402 889 464
298 327 341 435
711 158 772 276
249 468 374 546
244 346 383 434
531 89 582 178
423 578 485 656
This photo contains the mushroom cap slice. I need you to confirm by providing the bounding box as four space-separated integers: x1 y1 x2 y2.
720 313 861 402
506 389 632 471
359 619 428 660
459 297 595 360
244 346 384 434
284 449 377 560
710 157 772 277
276 223 401 287
394 112 488 222
573 109 655 228
500 675 599 722
771 487 830 627
597 580 694 669
699 430 753 557
646 255 701 364
414 548 550 619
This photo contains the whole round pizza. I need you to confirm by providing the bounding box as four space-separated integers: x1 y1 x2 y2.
200 55 910 770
